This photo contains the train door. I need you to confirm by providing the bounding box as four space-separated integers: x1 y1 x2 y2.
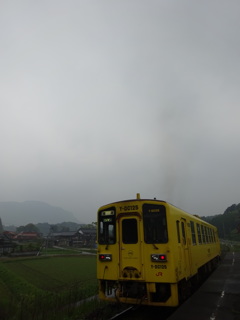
180 218 192 276
118 216 143 279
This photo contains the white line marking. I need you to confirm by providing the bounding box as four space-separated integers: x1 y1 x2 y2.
210 291 225 319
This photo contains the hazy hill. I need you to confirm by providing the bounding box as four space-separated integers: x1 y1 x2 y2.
0 201 79 226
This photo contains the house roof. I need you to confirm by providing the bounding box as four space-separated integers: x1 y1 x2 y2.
13 232 40 239
50 229 96 238
51 231 78 237
0 233 13 246
78 228 96 235
4 231 16 236
0 233 11 241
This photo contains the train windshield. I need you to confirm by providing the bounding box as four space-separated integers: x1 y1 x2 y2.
143 204 168 243
98 208 116 244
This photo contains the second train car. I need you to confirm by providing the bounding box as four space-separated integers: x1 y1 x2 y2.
97 194 220 307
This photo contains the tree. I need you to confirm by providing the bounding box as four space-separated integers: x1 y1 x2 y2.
208 203 240 239
16 223 40 233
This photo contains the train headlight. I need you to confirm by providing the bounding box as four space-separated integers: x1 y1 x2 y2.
99 254 112 261
151 254 167 262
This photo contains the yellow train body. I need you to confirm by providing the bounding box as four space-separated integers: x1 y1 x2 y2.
97 194 220 307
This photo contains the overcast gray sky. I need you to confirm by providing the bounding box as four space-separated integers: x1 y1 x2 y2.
1 0 240 223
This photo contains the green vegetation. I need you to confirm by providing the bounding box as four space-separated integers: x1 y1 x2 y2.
230 242 240 252
16 223 40 233
0 255 98 319
222 241 240 252
203 203 240 241
13 241 42 253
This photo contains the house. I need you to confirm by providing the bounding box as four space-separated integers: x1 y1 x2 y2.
78 228 97 247
0 233 15 255
50 228 97 247
0 218 15 255
13 232 41 241
3 231 16 239
50 231 79 246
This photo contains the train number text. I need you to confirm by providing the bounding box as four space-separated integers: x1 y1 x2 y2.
119 205 138 211
151 264 167 269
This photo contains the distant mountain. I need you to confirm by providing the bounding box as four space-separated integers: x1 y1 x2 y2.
0 201 80 226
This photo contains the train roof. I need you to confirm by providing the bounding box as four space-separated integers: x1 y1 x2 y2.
98 194 215 228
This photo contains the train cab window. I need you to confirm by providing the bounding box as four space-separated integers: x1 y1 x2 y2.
122 219 138 244
190 221 196 245
98 208 116 244
143 204 168 244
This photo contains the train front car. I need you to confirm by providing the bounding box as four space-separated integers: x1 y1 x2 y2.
97 194 179 306
97 194 221 307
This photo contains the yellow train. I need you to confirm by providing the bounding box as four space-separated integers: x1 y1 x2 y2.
97 194 221 307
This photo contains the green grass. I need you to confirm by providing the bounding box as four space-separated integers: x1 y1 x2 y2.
0 255 98 320
4 256 96 292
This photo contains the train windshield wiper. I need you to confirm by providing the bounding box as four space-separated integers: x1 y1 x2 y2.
105 239 109 250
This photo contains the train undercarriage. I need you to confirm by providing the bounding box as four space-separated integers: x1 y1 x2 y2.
99 256 220 307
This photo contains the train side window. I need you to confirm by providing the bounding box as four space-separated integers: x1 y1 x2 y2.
201 225 206 243
210 229 213 242
190 221 196 245
197 223 202 244
176 221 181 243
207 228 211 243
213 231 216 242
181 222 186 245
122 219 138 244
205 227 209 243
